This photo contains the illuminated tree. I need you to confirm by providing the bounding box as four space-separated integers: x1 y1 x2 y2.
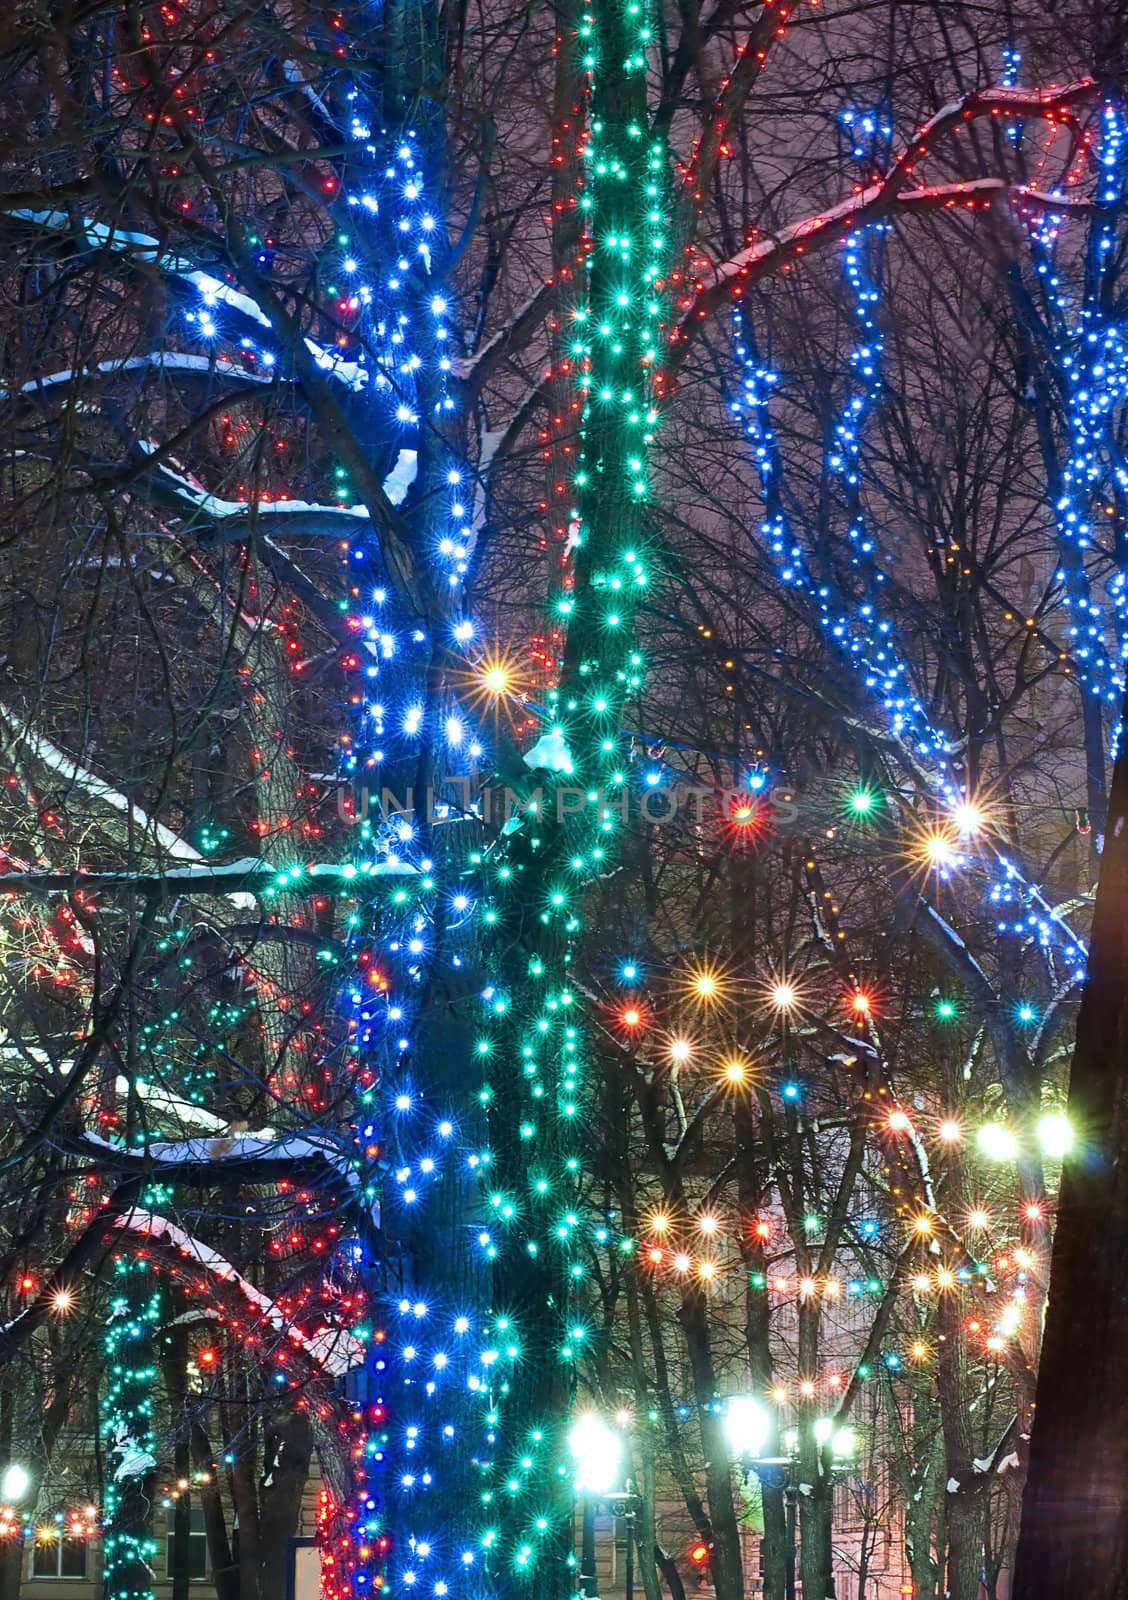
0 3 1119 1600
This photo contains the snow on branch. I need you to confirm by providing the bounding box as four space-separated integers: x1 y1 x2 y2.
113 1076 230 1133
1 351 276 401
0 855 416 894
117 1209 365 1375
0 703 209 865
683 80 1095 329
8 210 370 392
69 1128 363 1200
145 452 372 536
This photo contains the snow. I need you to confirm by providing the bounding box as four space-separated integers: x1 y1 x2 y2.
467 428 504 564
149 456 371 526
116 1210 365 1375
447 288 546 379
0 704 203 862
2 352 274 398
0 705 265 910
11 211 369 390
522 726 575 776
382 449 418 506
110 1431 157 1483
114 1076 230 1133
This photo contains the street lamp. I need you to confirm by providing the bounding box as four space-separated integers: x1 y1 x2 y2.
724 1397 798 1600
570 1415 623 1599
725 1400 859 1600
1 1465 28 1505
722 1395 772 1461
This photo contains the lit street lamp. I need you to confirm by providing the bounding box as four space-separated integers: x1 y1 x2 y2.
569 1415 643 1600
1 1465 28 1505
723 1397 858 1600
570 1415 623 1599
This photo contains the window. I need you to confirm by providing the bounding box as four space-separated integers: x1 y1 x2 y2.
167 1506 208 1581
31 1532 88 1579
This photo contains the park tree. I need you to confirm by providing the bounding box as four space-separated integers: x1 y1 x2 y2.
0 1 1120 1599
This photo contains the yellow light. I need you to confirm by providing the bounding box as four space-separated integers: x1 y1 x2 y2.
771 1386 788 1404
968 1209 989 1230
669 1038 692 1064
938 1119 962 1142
1014 1248 1034 1270
851 992 871 1015
674 1254 691 1274
698 1261 717 1281
911 1341 928 1360
913 1215 933 1235
887 1110 911 1132
985 1335 1005 1352
697 1214 718 1236
650 1214 669 1233
481 664 510 696
724 1059 747 1083
936 1268 955 1289
50 1288 74 1313
921 830 956 868
912 1274 931 1293
771 981 796 1011
823 1278 840 1298
677 961 731 1010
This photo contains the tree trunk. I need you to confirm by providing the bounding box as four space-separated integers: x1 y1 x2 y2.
163 1325 192 1600
677 1287 745 1600
937 1292 981 1600
0 1542 21 1600
1012 710 1128 1598
798 1483 835 1600
258 1405 314 1597
191 1423 238 1600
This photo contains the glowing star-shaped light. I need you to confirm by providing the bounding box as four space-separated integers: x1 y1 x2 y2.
921 830 957 869
770 981 796 1012
887 1109 911 1132
938 1119 962 1142
669 1038 692 1064
952 801 986 835
480 662 511 696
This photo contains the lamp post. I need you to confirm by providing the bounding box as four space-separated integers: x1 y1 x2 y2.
569 1415 624 1599
723 1397 858 1600
0 1468 28 1507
